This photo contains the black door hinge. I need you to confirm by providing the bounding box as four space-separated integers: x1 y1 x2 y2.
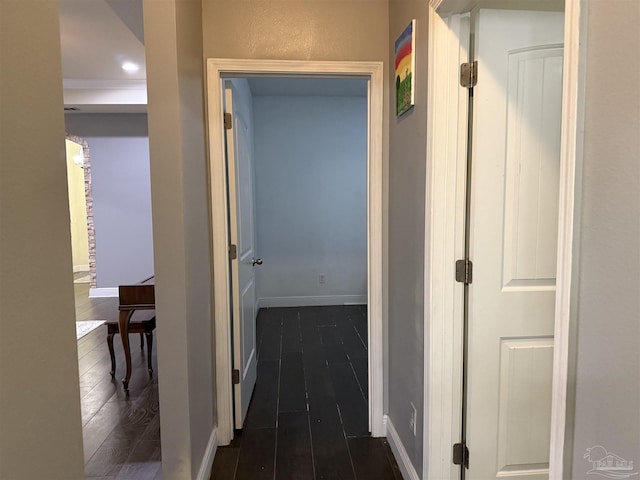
232 369 240 385
453 442 469 468
455 259 473 284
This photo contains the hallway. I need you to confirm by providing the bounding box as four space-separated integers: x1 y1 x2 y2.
74 281 161 478
212 305 400 479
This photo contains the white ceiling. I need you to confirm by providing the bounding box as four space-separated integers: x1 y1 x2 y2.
58 3 368 113
59 0 147 113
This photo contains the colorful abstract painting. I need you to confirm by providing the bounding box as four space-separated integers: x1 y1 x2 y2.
395 20 416 116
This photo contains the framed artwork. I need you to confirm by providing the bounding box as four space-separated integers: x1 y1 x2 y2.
395 19 416 116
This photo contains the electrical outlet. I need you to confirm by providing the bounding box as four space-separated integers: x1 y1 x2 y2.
409 401 417 436
319 273 326 284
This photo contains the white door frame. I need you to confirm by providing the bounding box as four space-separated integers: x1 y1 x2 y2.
424 1 586 478
206 59 385 446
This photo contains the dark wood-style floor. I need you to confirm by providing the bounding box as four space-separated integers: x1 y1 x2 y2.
76 283 398 480
75 282 161 479
211 305 402 480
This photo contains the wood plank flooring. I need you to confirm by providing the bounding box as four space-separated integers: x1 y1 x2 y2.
77 292 400 480
75 281 120 323
76 283 161 479
211 306 402 480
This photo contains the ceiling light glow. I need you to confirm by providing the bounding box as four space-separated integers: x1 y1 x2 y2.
121 62 139 73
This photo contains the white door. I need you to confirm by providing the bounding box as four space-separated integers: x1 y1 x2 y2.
466 9 564 479
225 79 259 429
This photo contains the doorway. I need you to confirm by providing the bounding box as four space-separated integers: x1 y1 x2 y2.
65 135 95 288
224 76 369 431
65 134 107 331
207 59 385 446
426 1 582 478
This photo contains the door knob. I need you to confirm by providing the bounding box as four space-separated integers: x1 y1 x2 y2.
252 258 263 266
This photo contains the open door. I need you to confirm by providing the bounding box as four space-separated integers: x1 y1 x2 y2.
225 78 259 429
464 8 564 479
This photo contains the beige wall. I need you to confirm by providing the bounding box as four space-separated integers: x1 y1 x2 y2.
570 0 640 475
65 140 90 270
0 1 85 478
387 2 429 472
202 2 389 63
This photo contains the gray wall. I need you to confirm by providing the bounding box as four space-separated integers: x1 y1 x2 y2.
65 114 154 288
1 1 85 477
253 95 367 305
571 0 640 475
144 0 215 477
388 2 429 472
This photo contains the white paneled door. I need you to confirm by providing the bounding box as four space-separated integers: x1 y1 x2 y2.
466 9 564 479
225 79 258 429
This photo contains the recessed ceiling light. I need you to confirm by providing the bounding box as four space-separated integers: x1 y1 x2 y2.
122 62 139 73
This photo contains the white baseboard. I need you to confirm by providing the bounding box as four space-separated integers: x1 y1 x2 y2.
385 415 420 480
196 428 218 480
73 264 89 273
88 287 118 298
257 295 367 309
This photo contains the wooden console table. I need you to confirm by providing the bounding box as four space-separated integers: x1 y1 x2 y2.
118 275 155 392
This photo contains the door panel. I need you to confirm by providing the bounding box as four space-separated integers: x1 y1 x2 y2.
466 9 563 479
225 78 258 429
497 338 554 473
503 46 563 290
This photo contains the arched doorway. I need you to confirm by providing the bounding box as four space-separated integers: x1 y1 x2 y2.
65 133 95 288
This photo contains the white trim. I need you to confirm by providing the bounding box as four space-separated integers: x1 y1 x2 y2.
385 415 420 480
424 8 469 480
88 287 118 298
63 78 147 90
207 59 385 445
257 295 367 309
425 1 583 479
549 0 586 477
73 264 89 273
195 428 218 480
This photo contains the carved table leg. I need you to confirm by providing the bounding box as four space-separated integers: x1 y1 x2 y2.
118 310 134 392
107 331 116 377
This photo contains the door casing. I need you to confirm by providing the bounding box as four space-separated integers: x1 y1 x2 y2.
206 59 385 446
424 1 586 478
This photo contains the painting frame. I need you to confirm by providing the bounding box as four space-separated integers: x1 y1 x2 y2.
395 19 416 116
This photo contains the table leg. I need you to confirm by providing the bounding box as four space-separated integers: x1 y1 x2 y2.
118 310 134 392
107 331 116 377
145 331 153 376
